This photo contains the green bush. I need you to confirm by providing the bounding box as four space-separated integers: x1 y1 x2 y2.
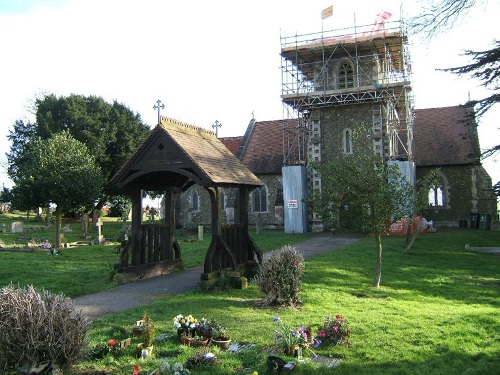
253 245 304 307
0 284 89 373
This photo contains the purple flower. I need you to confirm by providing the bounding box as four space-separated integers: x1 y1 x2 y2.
273 316 280 323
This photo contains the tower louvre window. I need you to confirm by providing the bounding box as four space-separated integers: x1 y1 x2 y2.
338 62 354 89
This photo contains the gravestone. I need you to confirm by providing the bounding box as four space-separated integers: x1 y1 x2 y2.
92 209 100 231
11 221 23 233
256 213 263 235
198 225 203 241
95 218 105 244
80 212 89 238
119 215 128 241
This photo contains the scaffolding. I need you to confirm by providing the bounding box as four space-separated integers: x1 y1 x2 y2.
280 20 414 165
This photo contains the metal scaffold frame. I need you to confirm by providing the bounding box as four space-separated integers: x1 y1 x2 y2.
280 20 414 166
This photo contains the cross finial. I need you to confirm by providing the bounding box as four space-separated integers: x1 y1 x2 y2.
212 120 222 137
153 99 165 125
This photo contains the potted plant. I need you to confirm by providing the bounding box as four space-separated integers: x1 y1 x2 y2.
208 318 231 350
135 311 155 357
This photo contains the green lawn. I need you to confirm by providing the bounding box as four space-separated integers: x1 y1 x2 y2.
0 213 312 297
79 229 499 374
1 212 499 375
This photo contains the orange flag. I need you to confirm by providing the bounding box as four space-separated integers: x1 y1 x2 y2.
321 5 333 20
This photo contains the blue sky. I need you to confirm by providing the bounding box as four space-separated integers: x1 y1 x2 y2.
0 0 498 189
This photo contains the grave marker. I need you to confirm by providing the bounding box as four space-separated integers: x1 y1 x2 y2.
95 218 104 244
11 221 23 233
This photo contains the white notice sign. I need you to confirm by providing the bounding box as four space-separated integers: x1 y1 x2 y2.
288 199 298 208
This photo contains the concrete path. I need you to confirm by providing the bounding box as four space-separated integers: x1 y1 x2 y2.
74 233 361 321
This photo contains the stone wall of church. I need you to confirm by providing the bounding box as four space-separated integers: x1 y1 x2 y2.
174 174 284 230
315 104 382 163
248 174 284 229
417 165 497 228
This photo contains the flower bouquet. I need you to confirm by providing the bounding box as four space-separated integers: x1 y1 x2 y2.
173 314 199 338
272 316 319 358
316 314 350 345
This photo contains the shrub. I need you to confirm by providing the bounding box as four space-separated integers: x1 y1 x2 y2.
0 284 89 373
253 245 304 307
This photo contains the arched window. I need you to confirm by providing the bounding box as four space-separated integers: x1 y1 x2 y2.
252 186 268 213
191 191 199 211
343 128 353 154
428 173 448 208
338 61 354 89
428 185 444 207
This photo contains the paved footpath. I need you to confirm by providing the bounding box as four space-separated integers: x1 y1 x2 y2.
74 233 361 321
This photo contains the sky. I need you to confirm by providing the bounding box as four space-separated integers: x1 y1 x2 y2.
0 0 498 189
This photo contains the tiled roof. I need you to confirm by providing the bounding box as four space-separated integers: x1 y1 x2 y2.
414 105 480 166
239 119 297 174
111 117 262 188
219 136 243 156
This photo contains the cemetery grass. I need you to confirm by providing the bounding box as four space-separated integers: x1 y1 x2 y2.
0 213 312 297
67 228 500 375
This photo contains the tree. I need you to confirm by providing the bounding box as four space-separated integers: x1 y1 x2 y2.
0 185 13 203
442 41 500 158
410 0 499 160
11 131 104 248
410 0 486 38
307 153 415 288
7 94 150 207
308 112 436 288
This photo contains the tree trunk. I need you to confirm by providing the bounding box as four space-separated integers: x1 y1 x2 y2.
55 208 62 249
373 231 382 288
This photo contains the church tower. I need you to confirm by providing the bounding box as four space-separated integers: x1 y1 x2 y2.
280 17 414 231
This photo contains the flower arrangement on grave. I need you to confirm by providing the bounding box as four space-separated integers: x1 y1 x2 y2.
206 317 232 349
171 362 191 374
40 240 52 250
207 318 229 341
272 316 319 357
86 338 122 360
316 313 350 346
185 347 217 369
173 314 199 338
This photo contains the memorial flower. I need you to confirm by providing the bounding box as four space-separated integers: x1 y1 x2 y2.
316 313 350 345
272 316 318 357
173 314 198 330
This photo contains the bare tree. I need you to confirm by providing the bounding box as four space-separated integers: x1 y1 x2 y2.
409 0 487 38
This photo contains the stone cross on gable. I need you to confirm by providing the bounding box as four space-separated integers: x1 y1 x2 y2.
212 120 222 137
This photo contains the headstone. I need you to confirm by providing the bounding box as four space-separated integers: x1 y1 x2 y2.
256 213 263 235
11 221 23 233
119 216 128 241
80 212 89 237
92 209 100 231
95 218 104 244
198 225 204 241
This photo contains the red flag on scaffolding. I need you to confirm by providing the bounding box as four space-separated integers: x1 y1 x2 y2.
321 5 333 20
